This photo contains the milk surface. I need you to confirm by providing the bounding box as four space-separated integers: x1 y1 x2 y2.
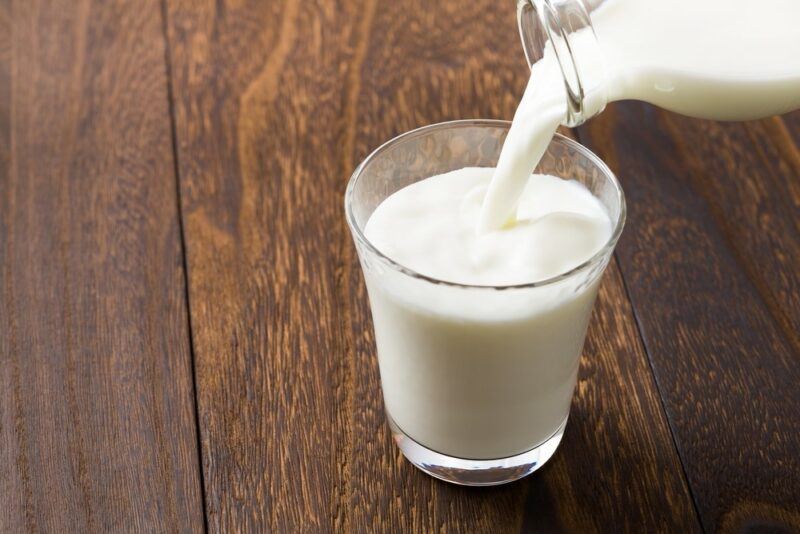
366 168 611 286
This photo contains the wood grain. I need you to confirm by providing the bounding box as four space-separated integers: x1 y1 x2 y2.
166 0 699 530
164 0 371 530
2 0 798 531
578 105 800 532
0 0 204 531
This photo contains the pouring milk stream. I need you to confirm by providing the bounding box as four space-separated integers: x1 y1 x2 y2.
480 0 800 231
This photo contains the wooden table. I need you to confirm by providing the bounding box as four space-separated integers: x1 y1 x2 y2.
2 1 799 532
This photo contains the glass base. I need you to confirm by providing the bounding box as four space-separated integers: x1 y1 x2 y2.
388 415 567 486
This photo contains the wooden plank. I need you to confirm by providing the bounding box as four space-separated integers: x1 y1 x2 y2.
578 104 800 531
661 115 800 348
0 1 204 531
167 0 701 530
163 1 370 530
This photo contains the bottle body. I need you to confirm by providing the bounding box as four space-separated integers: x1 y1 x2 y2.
519 0 800 125
607 67 800 122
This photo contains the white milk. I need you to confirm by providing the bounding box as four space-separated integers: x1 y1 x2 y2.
478 56 567 232
480 0 800 231
594 0 800 120
367 168 611 286
363 168 612 459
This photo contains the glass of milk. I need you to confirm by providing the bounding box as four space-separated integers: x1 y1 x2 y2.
345 120 625 486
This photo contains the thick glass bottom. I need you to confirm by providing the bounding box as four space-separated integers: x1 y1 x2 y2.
388 415 567 486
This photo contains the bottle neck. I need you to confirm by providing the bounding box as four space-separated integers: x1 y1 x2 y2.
517 0 608 127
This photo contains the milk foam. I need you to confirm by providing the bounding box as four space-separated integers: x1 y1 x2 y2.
365 167 612 286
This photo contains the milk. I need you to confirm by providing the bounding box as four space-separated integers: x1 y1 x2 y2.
481 0 800 231
366 169 611 286
363 168 612 459
594 0 800 120
478 58 567 232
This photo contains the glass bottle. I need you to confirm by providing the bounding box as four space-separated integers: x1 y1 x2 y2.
517 0 800 126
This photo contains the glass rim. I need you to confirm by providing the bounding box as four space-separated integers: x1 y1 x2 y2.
344 119 626 291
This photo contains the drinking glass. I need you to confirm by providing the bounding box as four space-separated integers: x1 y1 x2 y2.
345 120 625 486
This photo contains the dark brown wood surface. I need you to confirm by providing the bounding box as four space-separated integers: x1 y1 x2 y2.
1 0 204 532
1 0 798 532
577 108 800 532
